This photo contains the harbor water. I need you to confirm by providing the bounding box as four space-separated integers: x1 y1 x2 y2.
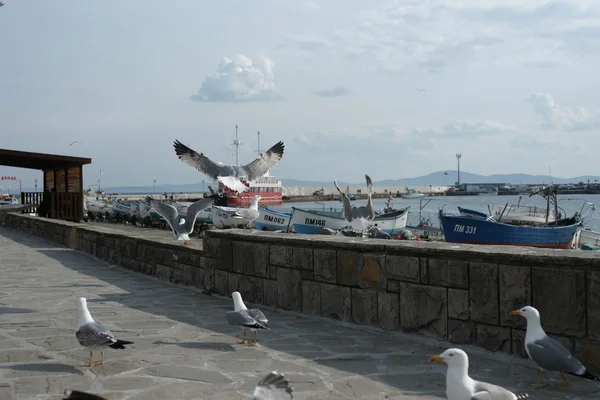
271 194 600 231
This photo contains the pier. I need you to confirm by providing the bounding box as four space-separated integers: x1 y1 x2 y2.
2 214 600 398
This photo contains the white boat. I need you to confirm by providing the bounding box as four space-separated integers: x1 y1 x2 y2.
406 223 445 240
211 205 253 228
401 187 425 199
489 204 556 226
253 206 291 231
580 229 600 247
291 207 409 235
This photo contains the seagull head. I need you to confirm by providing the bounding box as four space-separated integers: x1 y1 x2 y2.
429 348 469 368
178 218 185 225
77 297 87 309
509 305 540 321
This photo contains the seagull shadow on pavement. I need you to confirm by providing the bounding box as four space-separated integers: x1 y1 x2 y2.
152 339 236 352
1 363 84 376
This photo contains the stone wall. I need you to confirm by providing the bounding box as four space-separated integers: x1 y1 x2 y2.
5 213 600 372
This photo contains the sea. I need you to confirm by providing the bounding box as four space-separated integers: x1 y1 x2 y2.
269 194 600 231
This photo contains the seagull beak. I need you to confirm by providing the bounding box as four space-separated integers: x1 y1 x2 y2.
509 310 521 316
428 355 444 363
183 241 189 246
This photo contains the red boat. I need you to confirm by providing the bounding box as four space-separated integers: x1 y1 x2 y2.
215 176 283 207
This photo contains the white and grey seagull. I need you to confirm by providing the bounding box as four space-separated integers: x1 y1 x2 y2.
510 305 600 388
149 197 214 245
225 291 269 345
429 348 527 400
75 297 133 368
253 371 294 399
173 139 285 193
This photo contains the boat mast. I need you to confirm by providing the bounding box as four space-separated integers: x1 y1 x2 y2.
231 124 243 166
256 130 261 156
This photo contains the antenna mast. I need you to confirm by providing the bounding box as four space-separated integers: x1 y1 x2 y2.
231 124 243 166
256 131 262 156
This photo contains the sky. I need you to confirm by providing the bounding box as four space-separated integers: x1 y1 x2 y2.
2 0 600 190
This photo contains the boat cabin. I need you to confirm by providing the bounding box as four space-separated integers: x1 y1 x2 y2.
0 148 92 222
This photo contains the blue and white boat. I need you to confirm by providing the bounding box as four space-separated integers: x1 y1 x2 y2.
457 206 491 220
438 209 583 249
291 207 410 235
253 206 292 231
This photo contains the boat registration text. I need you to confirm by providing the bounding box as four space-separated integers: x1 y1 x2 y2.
305 218 326 226
454 224 477 234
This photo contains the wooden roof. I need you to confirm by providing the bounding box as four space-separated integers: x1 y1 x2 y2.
0 148 92 170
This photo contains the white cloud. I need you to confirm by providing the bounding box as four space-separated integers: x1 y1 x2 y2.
526 92 600 131
313 86 351 98
306 2 320 10
190 55 283 103
274 1 600 72
413 119 518 138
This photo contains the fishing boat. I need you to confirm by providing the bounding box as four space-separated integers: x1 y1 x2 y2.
406 200 445 240
112 199 131 217
291 207 410 235
211 205 253 228
580 229 600 247
253 206 292 231
441 187 585 248
401 187 425 199
457 206 493 220
489 204 557 226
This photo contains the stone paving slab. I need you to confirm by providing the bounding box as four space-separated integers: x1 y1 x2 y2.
1 228 599 400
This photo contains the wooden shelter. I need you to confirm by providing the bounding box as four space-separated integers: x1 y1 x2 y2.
0 148 92 222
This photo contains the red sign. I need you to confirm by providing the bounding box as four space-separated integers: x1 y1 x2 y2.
0 176 17 181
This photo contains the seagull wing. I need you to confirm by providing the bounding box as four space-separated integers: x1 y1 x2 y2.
184 198 215 232
472 380 519 399
173 139 230 179
334 179 352 222
240 141 285 181
149 200 179 232
526 335 586 375
252 371 294 400
365 174 373 193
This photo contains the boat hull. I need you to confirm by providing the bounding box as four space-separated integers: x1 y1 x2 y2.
439 211 582 249
406 225 445 240
175 201 213 224
581 229 600 247
253 207 292 231
211 205 252 228
291 207 409 235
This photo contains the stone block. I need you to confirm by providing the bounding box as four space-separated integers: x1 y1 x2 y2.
269 266 278 280
470 263 499 324
589 271 600 339
300 270 313 280
252 243 270 278
242 242 257 276
359 254 385 289
574 340 600 375
270 245 293 267
232 242 244 273
476 324 510 352
448 320 476 344
228 272 242 294
386 255 420 282
320 283 352 322
314 248 336 283
161 248 174 267
155 264 175 283
532 267 586 337
204 237 220 258
337 250 359 286
499 265 531 329
399 282 447 339
263 279 278 307
302 281 321 315
182 265 204 288
429 259 468 288
214 269 229 296
203 257 218 291
351 288 378 325
448 289 469 321
511 329 527 358
292 247 313 270
377 291 400 331
276 268 302 311
387 279 399 293
173 249 202 267
219 237 233 271
239 275 264 304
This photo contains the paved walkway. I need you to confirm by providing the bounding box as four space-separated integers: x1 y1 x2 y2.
1 228 599 400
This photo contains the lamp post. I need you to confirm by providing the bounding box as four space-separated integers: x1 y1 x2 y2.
153 179 156 195
202 180 205 194
456 154 462 186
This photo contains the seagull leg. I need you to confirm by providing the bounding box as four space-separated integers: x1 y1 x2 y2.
93 350 104 366
251 330 258 344
528 370 544 389
84 350 93 367
557 372 568 387
237 329 246 344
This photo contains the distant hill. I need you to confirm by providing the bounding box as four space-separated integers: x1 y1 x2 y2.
79 171 600 194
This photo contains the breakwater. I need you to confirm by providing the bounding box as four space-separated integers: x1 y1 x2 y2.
5 213 600 373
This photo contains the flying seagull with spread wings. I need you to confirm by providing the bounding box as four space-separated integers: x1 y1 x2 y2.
173 139 285 192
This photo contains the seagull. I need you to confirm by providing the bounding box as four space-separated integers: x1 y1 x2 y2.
414 88 426 92
75 297 133 367
231 195 261 228
148 197 214 245
351 174 375 220
173 139 285 192
333 178 353 222
69 140 83 147
253 371 294 399
429 348 527 400
225 291 269 345
0 3 4 7
510 305 600 388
